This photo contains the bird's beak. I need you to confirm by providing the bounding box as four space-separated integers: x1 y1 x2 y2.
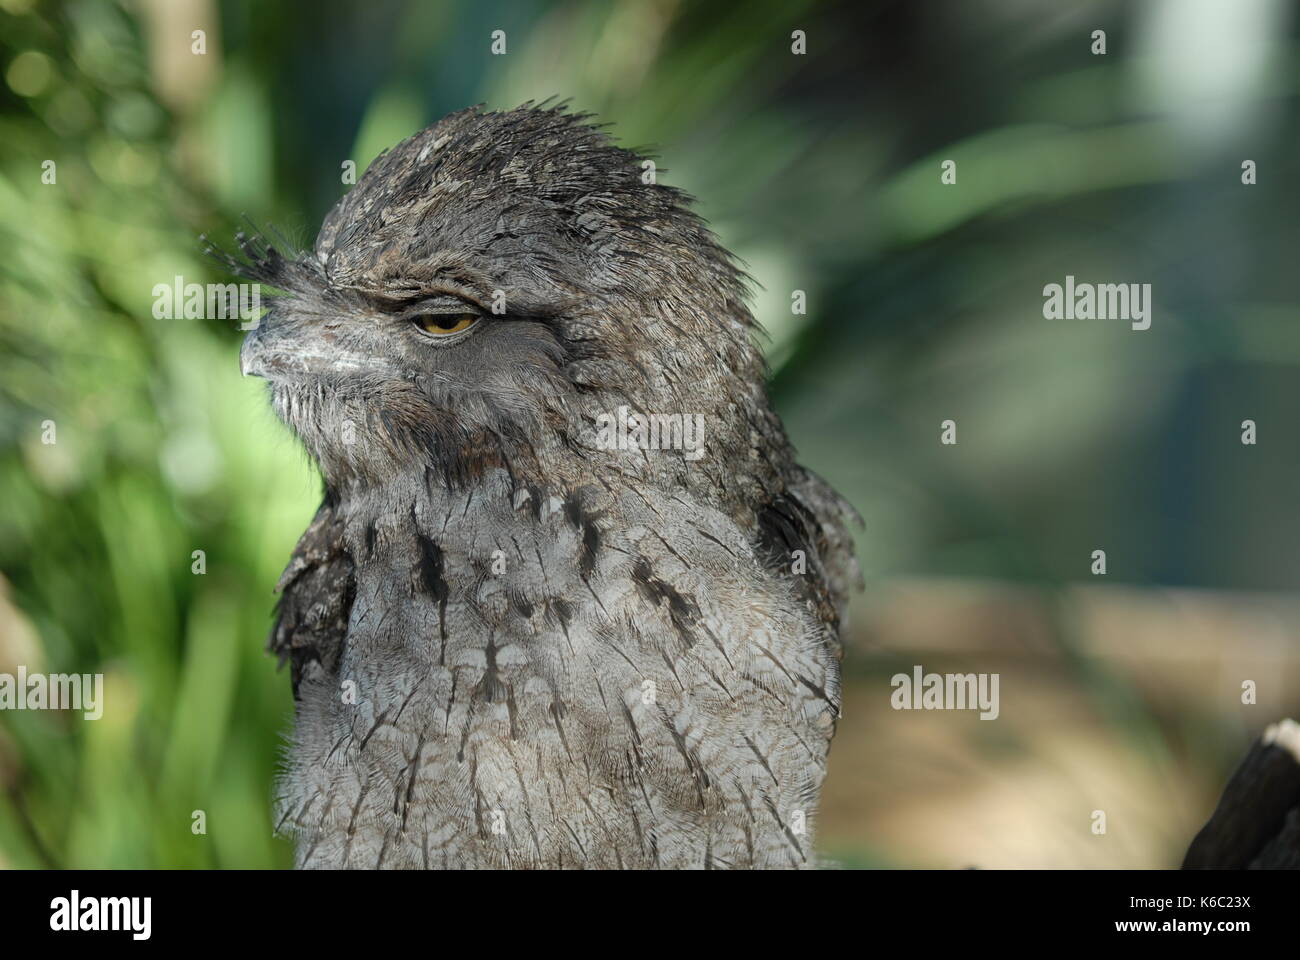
239 318 375 380
240 326 271 378
240 323 297 378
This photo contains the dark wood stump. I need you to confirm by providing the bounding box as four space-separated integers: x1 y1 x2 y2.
1183 719 1300 869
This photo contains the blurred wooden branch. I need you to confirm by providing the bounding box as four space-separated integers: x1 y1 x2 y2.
1182 719 1300 869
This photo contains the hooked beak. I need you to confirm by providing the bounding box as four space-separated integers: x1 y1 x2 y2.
240 325 276 378
240 319 375 379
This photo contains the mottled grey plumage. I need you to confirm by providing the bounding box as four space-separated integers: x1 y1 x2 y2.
229 104 860 869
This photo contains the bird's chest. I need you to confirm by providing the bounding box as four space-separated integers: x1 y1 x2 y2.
282 488 832 867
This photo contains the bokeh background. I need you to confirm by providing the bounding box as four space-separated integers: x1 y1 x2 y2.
1 0 1298 869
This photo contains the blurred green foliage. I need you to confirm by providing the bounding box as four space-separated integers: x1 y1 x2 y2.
0 0 1297 867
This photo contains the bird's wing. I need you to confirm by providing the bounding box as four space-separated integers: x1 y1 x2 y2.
269 498 356 698
758 469 863 662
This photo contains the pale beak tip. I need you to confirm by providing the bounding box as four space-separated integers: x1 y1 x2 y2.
239 333 265 379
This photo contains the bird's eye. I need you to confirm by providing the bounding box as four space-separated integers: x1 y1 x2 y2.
413 312 479 337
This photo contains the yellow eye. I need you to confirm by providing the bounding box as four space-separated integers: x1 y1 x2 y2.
415 312 479 336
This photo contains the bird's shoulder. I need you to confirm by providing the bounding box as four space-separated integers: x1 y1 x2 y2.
755 469 863 660
270 498 356 698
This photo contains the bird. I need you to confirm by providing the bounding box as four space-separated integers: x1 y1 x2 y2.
224 103 861 869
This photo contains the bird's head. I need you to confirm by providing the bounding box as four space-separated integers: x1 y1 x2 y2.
223 104 780 501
